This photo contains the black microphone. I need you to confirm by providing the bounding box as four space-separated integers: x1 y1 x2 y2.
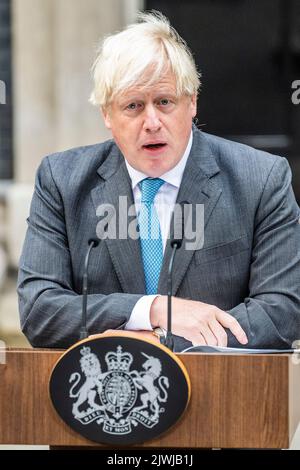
80 238 99 340
163 202 186 351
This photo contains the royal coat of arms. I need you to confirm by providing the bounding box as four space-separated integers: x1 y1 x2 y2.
69 345 170 435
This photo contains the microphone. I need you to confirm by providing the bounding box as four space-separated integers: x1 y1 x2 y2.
163 202 186 351
80 238 99 340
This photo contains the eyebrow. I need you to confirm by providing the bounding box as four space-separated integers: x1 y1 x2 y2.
119 91 177 104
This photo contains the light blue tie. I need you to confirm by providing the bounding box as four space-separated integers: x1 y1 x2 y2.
138 178 165 294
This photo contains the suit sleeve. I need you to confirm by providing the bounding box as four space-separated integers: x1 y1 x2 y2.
17 157 143 348
227 157 300 348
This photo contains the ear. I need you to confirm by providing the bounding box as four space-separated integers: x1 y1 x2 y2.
101 107 111 129
190 94 197 118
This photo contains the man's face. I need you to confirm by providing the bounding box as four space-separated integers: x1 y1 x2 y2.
102 72 197 177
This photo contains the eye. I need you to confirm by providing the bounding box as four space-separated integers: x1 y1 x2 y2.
159 98 170 106
126 102 141 110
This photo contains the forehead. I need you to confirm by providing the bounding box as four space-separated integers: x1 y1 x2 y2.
116 71 178 101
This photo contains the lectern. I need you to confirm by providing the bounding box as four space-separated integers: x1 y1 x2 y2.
1 348 300 448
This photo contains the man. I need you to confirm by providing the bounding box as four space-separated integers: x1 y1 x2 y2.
18 11 300 351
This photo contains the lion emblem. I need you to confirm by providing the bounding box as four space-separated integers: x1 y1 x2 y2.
69 346 106 417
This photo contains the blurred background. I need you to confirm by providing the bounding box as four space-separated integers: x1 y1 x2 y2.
0 0 300 347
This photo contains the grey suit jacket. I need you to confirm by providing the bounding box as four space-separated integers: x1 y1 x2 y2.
18 127 300 350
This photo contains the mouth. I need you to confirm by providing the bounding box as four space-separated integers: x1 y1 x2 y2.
142 142 168 154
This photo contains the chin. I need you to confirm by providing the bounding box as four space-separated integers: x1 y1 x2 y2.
144 165 167 178
144 159 173 177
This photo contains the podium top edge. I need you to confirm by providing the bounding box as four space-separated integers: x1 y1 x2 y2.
2 347 295 357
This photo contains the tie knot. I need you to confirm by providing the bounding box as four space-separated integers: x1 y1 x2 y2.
139 178 164 203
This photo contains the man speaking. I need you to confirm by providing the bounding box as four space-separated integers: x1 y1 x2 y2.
18 11 300 351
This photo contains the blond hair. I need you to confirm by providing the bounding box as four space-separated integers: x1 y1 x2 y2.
90 11 201 109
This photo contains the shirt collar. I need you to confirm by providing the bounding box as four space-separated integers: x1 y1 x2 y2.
125 130 193 190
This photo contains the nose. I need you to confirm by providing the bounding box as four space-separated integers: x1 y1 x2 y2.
143 104 161 132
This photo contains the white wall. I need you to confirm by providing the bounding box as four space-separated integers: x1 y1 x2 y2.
12 0 144 184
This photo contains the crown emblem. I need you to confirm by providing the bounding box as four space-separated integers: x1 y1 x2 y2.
105 345 133 372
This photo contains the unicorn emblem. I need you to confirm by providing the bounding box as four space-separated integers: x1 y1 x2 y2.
133 353 169 421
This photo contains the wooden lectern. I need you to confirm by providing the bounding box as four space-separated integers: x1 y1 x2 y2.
1 348 300 448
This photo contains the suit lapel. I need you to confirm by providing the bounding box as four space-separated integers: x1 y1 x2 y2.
158 128 222 295
91 145 145 294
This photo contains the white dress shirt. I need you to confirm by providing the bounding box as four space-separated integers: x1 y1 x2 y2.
125 131 193 331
